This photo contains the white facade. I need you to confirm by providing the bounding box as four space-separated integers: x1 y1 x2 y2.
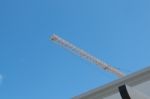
73 66 150 99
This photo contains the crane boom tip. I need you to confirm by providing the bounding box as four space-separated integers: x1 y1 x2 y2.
50 34 58 41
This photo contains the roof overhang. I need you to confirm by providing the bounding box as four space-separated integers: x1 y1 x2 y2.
73 66 150 99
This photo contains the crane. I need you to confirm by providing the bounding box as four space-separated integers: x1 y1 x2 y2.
50 34 125 78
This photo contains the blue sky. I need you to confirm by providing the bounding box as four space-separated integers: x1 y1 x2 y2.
0 0 150 99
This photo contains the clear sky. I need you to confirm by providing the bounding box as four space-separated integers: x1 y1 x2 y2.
0 0 150 99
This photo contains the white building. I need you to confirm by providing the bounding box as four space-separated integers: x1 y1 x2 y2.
73 66 150 99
